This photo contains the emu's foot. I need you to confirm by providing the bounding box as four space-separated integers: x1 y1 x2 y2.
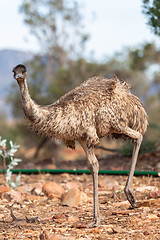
124 187 137 208
87 218 100 228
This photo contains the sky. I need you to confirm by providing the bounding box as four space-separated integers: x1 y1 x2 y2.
0 0 159 61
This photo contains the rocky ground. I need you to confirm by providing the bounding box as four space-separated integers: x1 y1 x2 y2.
0 149 160 239
0 172 160 239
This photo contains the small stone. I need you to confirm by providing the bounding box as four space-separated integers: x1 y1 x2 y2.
0 185 11 197
62 188 81 207
16 183 43 193
80 191 88 202
40 230 59 240
64 182 79 190
147 214 159 220
60 173 70 178
102 178 119 190
52 214 67 224
149 190 160 199
99 234 109 240
53 214 66 219
29 182 43 190
0 214 4 220
16 185 30 193
16 183 43 195
2 190 22 203
89 228 100 233
114 200 129 207
136 186 158 192
143 230 150 235
30 183 43 195
23 193 41 202
42 182 65 197
112 210 130 215
112 226 122 233
105 225 114 233
68 215 79 223
31 187 42 196
45 164 56 169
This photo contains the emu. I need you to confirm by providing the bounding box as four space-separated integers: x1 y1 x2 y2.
13 64 148 227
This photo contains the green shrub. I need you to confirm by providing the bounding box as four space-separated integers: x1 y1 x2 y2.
0 136 22 188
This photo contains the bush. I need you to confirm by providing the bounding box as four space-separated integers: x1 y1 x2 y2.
0 136 22 188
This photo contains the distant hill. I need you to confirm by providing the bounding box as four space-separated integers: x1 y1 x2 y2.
0 49 33 117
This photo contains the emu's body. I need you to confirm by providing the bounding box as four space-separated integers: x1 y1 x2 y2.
13 64 148 227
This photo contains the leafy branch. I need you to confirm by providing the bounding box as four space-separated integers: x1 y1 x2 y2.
0 136 22 188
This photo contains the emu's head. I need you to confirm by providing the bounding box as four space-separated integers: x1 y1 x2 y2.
13 64 27 82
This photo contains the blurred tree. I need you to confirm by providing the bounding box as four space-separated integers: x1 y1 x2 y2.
142 0 160 36
129 43 160 71
20 0 89 59
141 1 160 130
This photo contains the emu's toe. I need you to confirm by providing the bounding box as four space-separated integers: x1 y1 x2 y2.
87 218 100 228
124 187 136 208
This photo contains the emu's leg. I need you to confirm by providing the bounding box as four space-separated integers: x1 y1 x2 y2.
123 127 143 208
80 141 100 227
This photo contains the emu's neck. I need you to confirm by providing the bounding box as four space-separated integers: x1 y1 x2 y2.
18 78 47 122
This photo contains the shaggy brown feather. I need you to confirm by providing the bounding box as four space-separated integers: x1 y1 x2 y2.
12 65 148 149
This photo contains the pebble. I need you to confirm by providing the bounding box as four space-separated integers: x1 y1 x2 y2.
143 230 150 235
0 214 4 220
42 182 65 197
80 191 88 202
136 186 159 192
23 193 42 201
16 185 31 193
104 225 114 233
2 190 22 203
147 214 159 220
64 182 79 190
100 178 119 190
16 182 43 194
112 226 122 233
67 215 79 223
0 184 11 196
62 188 81 207
40 230 58 240
149 190 160 199
30 183 43 195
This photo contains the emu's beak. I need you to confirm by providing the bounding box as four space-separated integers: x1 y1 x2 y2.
15 73 24 79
